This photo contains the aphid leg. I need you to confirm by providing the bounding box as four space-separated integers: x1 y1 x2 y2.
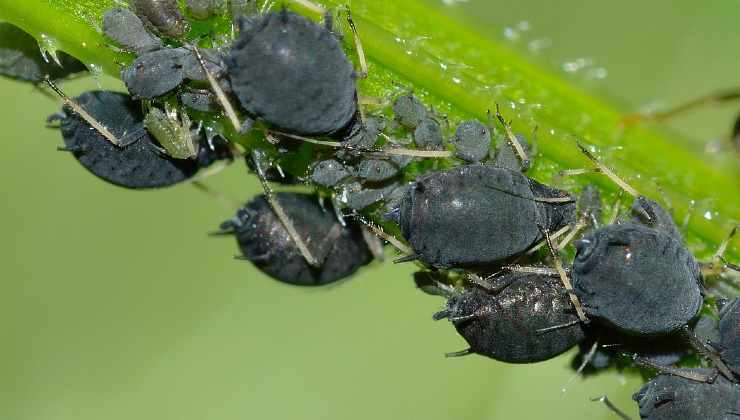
622 88 740 126
554 168 601 184
432 309 450 320
494 103 531 170
576 142 640 198
702 226 739 277
681 325 736 380
56 145 83 153
556 217 588 250
44 78 122 147
633 355 716 383
561 341 599 395
191 45 243 133
348 211 413 256
502 265 560 277
540 225 589 323
536 320 581 335
444 348 474 358
607 190 624 225
468 272 517 293
590 395 632 420
251 150 320 267
526 224 570 255
344 8 368 79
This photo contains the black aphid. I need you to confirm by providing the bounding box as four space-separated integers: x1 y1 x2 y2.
217 192 373 285
131 0 190 38
451 120 491 163
435 272 586 363
394 164 575 268
719 298 740 378
572 197 703 336
103 8 163 54
227 10 357 137
310 159 352 188
393 93 427 129
414 117 444 150
633 369 740 419
50 90 227 189
0 22 86 82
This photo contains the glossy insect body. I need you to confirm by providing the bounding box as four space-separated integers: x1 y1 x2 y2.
438 272 585 363
572 218 703 337
720 298 740 377
227 10 357 136
144 105 197 159
52 91 229 189
633 370 740 419
131 0 190 38
396 164 575 268
219 193 373 286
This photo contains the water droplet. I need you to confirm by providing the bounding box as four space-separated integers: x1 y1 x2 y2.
528 38 552 53
503 27 519 41
704 211 713 220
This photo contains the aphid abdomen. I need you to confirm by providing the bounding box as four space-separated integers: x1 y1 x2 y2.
573 223 703 336
449 274 585 363
227 11 357 136
719 299 740 377
400 165 541 268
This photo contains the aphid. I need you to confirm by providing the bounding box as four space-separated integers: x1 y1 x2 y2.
393 93 428 129
49 90 201 188
180 88 219 112
216 192 373 285
310 159 352 188
0 22 86 82
131 0 190 38
226 10 357 136
576 184 602 231
450 120 490 163
392 164 575 268
633 369 740 419
719 298 740 378
493 133 531 172
103 7 163 54
356 158 405 183
413 117 444 151
186 0 227 19
342 116 384 151
434 271 586 363
570 146 703 336
122 47 189 99
143 104 197 159
340 181 400 211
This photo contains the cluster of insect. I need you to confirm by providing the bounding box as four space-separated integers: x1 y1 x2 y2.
1 0 739 418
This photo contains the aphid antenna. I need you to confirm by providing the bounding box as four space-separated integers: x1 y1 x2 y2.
526 224 571 255
680 200 696 238
576 142 640 198
535 319 581 335
266 128 454 158
622 88 740 126
539 225 589 323
607 190 624 226
590 395 632 420
191 45 243 132
560 340 599 396
554 168 601 184
347 211 414 255
632 355 716 383
250 150 320 267
343 7 369 79
44 78 122 147
714 225 737 263
556 217 588 251
502 265 560 277
494 103 531 169
444 348 473 358
681 325 736 380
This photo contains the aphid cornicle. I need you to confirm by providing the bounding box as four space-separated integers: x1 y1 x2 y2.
633 369 740 419
50 90 229 189
436 272 586 363
218 192 374 286
226 10 357 137
393 164 575 269
0 22 87 82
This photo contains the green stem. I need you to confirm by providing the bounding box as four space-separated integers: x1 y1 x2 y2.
1 0 737 262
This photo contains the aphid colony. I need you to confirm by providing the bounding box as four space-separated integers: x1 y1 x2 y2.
2 1 739 418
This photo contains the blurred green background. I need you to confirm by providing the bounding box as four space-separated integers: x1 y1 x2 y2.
1 1 738 419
